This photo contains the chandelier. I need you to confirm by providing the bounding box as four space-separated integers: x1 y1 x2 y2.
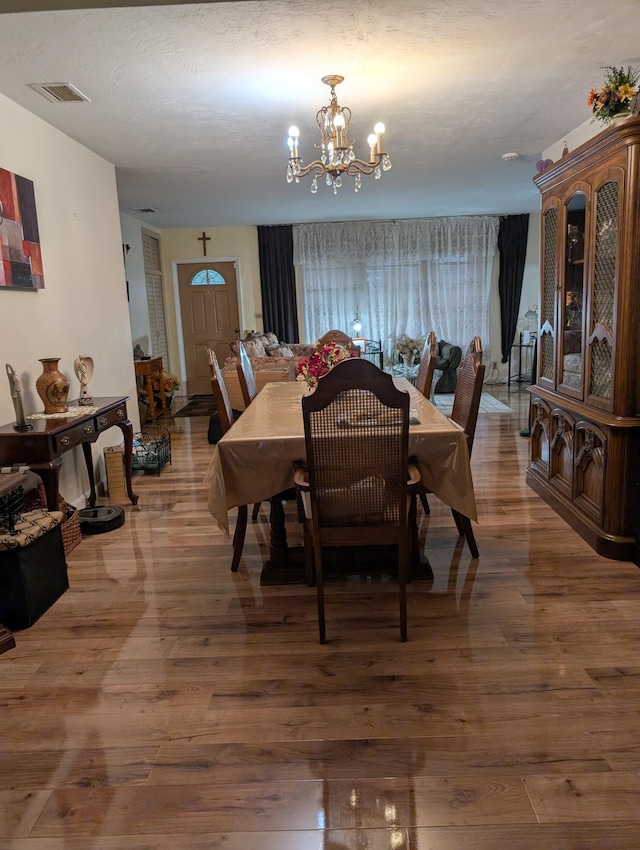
286 75 391 195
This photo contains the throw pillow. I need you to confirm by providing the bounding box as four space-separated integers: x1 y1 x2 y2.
243 337 267 358
264 332 279 345
265 343 294 358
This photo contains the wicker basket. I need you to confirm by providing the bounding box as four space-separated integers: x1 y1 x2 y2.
60 502 82 556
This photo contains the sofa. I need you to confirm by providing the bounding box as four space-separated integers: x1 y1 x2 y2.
222 331 316 410
223 331 315 371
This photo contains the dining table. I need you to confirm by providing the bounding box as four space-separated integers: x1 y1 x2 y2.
205 378 477 581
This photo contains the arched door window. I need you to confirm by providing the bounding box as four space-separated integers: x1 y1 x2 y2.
191 269 226 286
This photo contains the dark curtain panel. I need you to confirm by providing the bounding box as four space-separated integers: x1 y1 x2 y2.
258 225 299 343
498 214 530 362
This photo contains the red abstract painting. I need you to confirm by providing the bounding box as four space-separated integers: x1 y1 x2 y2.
0 167 44 290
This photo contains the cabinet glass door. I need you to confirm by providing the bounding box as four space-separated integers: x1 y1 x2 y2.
589 179 618 403
560 193 586 392
539 205 558 386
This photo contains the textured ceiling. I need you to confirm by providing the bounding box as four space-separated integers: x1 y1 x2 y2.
0 1 638 228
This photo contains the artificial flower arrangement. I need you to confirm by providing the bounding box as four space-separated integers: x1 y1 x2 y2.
296 341 358 388
391 333 425 365
588 65 639 125
150 369 180 398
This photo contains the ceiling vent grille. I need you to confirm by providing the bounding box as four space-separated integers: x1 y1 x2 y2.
28 82 91 104
133 208 160 214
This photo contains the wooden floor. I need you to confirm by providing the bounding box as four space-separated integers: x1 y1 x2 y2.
2 383 640 849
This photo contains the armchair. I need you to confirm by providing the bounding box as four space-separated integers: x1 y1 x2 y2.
434 340 462 393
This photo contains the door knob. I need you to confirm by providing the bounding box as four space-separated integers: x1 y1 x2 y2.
234 327 240 333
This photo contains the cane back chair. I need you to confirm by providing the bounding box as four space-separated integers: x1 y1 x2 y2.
294 358 419 643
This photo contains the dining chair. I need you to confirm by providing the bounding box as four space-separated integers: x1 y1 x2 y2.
294 358 419 643
448 351 485 556
412 350 485 558
209 350 249 572
235 340 258 408
466 335 484 365
415 331 438 398
316 329 361 356
412 332 438 515
234 342 263 519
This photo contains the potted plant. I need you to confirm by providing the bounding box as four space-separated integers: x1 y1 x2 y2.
588 65 639 126
391 334 425 368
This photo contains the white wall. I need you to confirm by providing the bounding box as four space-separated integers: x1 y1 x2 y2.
0 94 138 506
543 117 600 162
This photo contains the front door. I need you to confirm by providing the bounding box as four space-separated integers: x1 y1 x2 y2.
177 261 240 396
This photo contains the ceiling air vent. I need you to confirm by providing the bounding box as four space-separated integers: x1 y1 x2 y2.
28 82 91 104
133 208 160 214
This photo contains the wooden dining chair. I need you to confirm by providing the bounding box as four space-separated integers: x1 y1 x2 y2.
294 358 419 643
466 335 484 365
415 331 438 398
450 349 485 457
234 342 264 519
209 350 249 572
235 340 258 408
447 352 485 556
412 350 485 557
412 332 439 515
316 329 361 356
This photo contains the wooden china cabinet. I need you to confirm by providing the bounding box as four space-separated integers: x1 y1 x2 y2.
527 117 640 561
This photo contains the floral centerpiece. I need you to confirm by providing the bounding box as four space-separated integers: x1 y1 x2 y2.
588 65 639 125
391 333 425 366
296 341 357 388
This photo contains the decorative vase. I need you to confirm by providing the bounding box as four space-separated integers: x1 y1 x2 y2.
36 358 70 414
610 111 632 127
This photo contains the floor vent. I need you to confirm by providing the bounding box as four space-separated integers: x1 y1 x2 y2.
28 82 91 103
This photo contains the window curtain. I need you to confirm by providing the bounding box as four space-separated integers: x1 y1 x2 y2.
294 216 499 355
498 214 529 362
258 224 299 343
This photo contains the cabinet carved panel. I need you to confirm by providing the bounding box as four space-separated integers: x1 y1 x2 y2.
549 409 574 498
530 398 550 476
574 422 606 523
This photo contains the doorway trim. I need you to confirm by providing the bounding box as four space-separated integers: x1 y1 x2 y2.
171 256 245 388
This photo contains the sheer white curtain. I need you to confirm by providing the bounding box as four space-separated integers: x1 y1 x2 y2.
294 216 499 356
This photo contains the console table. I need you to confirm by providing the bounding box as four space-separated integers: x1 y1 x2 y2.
0 397 139 511
134 357 166 419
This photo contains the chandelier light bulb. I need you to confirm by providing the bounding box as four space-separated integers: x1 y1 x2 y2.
367 133 377 163
287 126 300 159
285 75 391 195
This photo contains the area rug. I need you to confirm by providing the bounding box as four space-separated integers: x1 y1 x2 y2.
432 393 513 415
172 396 217 417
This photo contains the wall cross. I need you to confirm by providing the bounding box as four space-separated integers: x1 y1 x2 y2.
198 231 211 256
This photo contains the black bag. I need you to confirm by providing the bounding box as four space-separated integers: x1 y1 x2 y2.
207 409 243 444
